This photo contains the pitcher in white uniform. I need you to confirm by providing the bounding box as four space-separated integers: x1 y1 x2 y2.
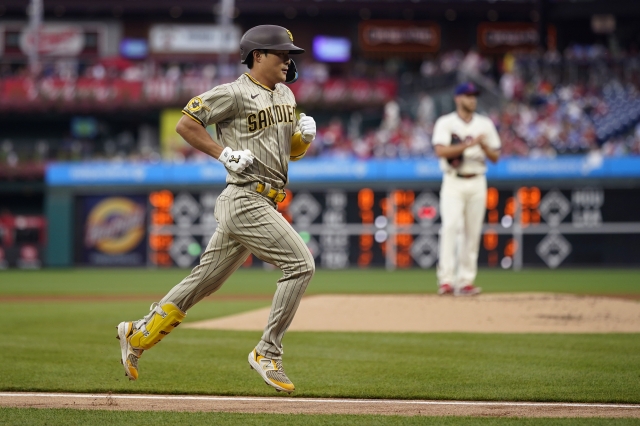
431 82 501 296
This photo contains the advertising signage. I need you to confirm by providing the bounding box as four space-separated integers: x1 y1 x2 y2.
477 22 557 53
359 20 440 55
149 24 241 54
76 195 147 266
0 22 106 57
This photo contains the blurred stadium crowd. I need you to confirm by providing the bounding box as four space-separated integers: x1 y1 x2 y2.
306 44 640 160
2 44 640 167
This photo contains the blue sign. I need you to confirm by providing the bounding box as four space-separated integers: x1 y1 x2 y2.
46 155 640 187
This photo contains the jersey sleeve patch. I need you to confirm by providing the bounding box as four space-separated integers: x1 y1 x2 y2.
187 97 210 113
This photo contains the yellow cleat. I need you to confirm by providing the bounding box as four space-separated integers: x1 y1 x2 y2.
116 302 186 381
116 321 142 381
248 349 295 393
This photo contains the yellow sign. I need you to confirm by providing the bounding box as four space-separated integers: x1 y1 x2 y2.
85 198 145 255
160 109 217 160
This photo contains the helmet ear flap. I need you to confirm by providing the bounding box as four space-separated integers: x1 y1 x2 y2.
285 59 299 84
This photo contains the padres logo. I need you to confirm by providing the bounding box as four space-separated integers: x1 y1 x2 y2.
286 29 293 41
187 97 205 112
85 198 145 255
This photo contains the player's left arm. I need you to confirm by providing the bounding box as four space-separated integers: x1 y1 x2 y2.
479 120 501 163
290 113 316 161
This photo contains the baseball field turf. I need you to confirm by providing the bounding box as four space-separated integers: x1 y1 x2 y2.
0 268 639 425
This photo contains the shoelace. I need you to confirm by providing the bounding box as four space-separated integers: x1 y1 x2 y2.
134 302 164 331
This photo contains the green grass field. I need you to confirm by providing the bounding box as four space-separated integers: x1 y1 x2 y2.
1 268 639 425
2 408 639 426
1 267 639 296
1 408 640 426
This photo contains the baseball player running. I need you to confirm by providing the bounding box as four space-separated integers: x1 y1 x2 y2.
117 25 316 393
432 82 501 296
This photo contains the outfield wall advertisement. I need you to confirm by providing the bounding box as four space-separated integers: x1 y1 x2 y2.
75 195 147 266
48 156 640 268
47 156 640 186
62 186 640 269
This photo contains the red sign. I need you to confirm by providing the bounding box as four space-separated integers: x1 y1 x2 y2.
0 212 46 269
359 20 440 54
477 23 557 53
20 25 84 56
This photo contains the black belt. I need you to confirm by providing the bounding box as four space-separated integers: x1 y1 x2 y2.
456 173 478 179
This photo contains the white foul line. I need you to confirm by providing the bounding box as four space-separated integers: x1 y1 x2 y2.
0 393 638 409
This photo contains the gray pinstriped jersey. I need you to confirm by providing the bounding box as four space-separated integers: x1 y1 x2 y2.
183 73 299 189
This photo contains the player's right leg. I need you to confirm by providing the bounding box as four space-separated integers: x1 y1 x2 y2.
117 225 250 381
437 174 465 293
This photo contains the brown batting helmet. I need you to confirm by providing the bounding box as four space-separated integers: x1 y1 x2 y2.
240 25 304 64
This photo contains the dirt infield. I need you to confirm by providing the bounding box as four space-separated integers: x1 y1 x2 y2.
185 293 640 333
1 393 639 418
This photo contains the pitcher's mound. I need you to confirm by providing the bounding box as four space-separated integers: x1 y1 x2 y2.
184 293 640 333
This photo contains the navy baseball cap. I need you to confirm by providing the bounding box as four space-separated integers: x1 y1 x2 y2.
454 82 480 96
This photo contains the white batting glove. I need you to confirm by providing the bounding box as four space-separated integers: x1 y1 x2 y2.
217 147 254 173
299 113 316 142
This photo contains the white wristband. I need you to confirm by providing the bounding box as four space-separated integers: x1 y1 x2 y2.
218 147 232 164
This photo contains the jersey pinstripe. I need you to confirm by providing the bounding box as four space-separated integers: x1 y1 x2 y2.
159 183 315 359
119 32 314 387
183 73 299 189
151 71 315 361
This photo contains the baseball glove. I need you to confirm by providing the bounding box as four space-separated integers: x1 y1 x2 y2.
448 134 463 168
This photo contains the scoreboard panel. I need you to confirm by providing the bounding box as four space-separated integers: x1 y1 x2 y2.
148 189 221 268
146 186 640 269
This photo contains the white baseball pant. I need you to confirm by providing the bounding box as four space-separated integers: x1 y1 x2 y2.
437 173 487 287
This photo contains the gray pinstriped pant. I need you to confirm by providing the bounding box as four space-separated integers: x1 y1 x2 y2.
159 184 315 359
